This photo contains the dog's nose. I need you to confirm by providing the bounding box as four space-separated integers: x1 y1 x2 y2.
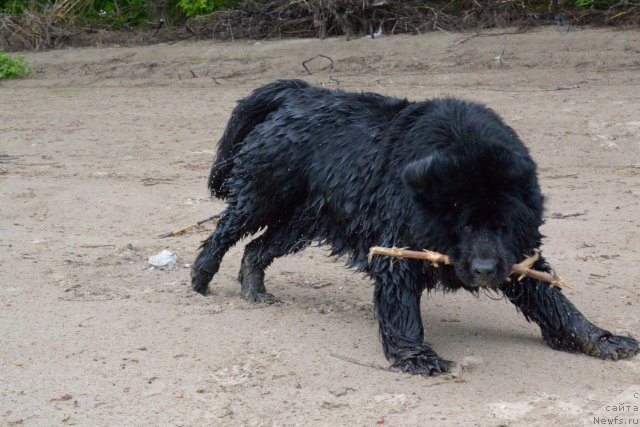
471 259 497 277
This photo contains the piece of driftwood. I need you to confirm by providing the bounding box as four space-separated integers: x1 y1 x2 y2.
368 246 570 288
158 214 221 238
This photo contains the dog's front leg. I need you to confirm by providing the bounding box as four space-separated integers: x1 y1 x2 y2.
501 272 638 360
373 268 451 375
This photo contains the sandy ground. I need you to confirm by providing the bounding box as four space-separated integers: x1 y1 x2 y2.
1 27 640 426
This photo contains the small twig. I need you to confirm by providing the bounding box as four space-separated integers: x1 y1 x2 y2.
454 34 476 45
368 247 570 288
376 49 389 84
423 381 453 387
79 244 116 248
141 177 174 186
302 55 334 76
550 211 587 219
497 35 507 65
434 25 451 36
15 162 61 167
548 85 581 91
329 353 394 372
543 173 578 180
455 29 530 45
227 18 234 42
158 214 221 238
478 85 580 93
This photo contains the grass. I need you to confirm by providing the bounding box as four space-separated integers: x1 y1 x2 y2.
0 51 32 79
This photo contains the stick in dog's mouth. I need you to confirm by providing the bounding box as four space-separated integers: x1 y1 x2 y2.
368 246 570 288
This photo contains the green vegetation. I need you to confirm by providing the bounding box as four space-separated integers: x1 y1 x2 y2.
177 0 238 17
574 0 620 8
0 51 31 79
0 0 632 29
87 0 149 27
0 0 636 51
0 0 239 25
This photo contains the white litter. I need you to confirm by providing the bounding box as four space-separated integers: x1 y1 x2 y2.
148 250 178 268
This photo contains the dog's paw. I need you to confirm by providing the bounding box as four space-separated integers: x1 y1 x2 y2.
394 353 452 376
241 290 282 305
587 332 639 360
191 268 212 295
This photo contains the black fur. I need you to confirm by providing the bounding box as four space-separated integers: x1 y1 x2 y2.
192 80 638 375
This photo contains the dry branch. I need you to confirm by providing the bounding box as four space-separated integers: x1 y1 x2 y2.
158 214 221 238
183 0 640 43
3 0 640 51
368 246 570 288
183 0 530 41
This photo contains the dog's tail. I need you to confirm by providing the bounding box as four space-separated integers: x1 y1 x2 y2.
208 79 311 199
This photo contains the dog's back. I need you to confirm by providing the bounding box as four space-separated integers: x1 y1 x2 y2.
208 80 409 203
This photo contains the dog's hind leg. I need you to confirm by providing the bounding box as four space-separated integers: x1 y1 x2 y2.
191 205 257 295
238 223 310 304
373 267 452 375
501 278 638 360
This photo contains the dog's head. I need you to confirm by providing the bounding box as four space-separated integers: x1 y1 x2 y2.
403 137 544 288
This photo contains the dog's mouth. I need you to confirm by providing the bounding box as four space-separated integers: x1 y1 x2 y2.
455 258 509 289
470 276 504 289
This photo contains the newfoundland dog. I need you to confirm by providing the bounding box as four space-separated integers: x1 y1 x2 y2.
191 80 638 375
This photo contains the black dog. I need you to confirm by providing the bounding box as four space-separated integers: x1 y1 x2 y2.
192 80 638 375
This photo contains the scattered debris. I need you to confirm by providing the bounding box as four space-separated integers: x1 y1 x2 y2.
50 394 72 402
329 386 356 397
148 250 177 268
321 401 350 409
141 177 174 186
550 211 587 219
543 173 578 180
577 254 620 261
460 356 484 372
158 214 221 238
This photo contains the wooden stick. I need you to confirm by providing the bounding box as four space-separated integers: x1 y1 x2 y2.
368 246 570 288
157 214 221 239
367 247 451 267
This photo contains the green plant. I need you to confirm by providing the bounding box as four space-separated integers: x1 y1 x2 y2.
574 0 620 8
85 0 149 27
177 0 236 17
0 51 32 79
0 0 31 14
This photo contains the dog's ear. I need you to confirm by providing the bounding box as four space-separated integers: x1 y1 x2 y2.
402 152 452 196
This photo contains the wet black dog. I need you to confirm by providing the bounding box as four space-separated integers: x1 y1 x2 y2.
191 79 638 375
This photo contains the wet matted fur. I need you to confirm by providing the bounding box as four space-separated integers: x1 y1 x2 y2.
191 80 638 375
